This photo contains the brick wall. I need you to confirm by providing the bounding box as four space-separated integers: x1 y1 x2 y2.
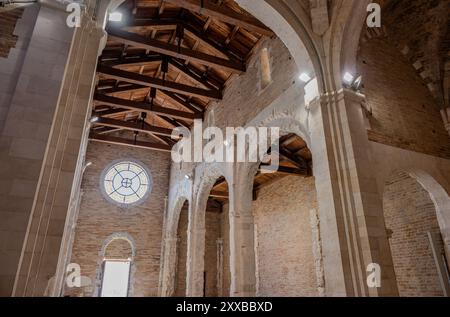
64 142 171 297
204 36 297 130
358 37 450 159
0 8 24 58
251 176 319 297
382 0 449 101
204 211 221 297
383 171 444 297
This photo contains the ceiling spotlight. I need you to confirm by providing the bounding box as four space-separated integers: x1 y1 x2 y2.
224 140 231 147
343 72 355 85
90 116 99 123
185 174 192 180
299 73 311 83
109 12 123 22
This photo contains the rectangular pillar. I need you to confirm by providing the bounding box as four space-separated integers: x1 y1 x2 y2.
309 89 398 296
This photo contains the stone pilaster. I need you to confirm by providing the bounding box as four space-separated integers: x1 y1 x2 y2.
159 237 179 297
228 165 256 297
308 88 398 296
12 3 107 296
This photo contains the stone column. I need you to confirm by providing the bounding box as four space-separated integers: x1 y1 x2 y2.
160 237 179 297
308 89 398 297
228 165 256 297
12 3 107 296
216 238 224 296
185 216 206 297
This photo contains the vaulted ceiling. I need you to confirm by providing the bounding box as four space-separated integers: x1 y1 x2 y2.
90 0 272 151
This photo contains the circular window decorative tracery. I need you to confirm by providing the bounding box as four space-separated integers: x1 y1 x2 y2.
101 160 151 206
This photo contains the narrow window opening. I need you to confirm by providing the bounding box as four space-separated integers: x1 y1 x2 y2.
100 259 131 297
260 48 272 90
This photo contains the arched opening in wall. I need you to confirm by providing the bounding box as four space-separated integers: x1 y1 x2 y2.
100 238 134 297
251 133 322 296
383 171 450 297
203 178 230 297
173 200 189 296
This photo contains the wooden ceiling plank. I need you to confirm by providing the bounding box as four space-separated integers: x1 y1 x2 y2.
98 64 222 100
163 0 273 37
94 93 202 121
106 27 245 73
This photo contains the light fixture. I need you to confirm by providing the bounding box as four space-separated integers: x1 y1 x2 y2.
343 72 355 85
185 174 192 180
109 11 123 22
224 140 231 147
299 73 311 83
90 116 99 123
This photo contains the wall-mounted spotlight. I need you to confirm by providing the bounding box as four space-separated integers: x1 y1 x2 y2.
109 11 123 22
299 73 311 83
90 116 99 123
343 72 355 85
184 174 192 180
343 72 363 91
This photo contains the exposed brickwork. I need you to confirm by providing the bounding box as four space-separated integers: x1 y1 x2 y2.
204 211 221 297
358 37 450 159
0 8 24 58
64 142 171 297
204 36 297 130
104 239 133 259
382 0 450 103
251 176 319 297
383 171 444 297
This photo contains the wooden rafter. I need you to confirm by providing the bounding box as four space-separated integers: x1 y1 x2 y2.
163 0 273 37
106 27 246 73
94 93 202 121
98 64 222 100
89 133 172 152
92 117 176 138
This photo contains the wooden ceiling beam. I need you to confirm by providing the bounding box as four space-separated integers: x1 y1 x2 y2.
93 117 176 138
97 83 148 95
100 54 163 67
168 57 220 90
159 90 204 114
89 133 172 152
163 0 273 37
209 190 229 199
106 27 245 74
94 93 202 121
98 64 222 100
93 107 132 117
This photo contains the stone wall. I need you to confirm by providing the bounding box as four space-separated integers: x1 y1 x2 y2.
383 171 444 297
358 37 450 159
174 202 188 297
251 176 319 297
64 142 171 297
